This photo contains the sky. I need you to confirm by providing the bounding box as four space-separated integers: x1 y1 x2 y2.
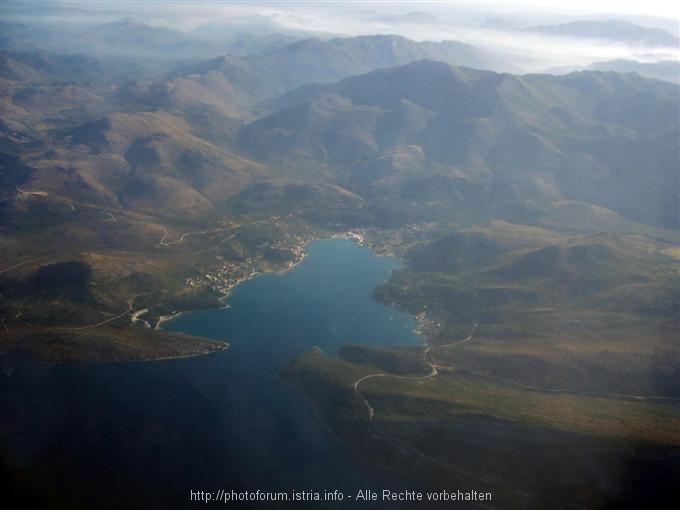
2 1 679 19
459 0 679 19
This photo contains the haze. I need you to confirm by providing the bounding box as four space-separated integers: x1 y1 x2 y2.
4 1 679 72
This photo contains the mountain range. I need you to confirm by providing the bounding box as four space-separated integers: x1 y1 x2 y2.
548 58 680 84
242 60 679 229
2 11 679 509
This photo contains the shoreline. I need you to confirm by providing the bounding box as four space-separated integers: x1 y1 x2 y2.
155 252 308 331
155 230 425 366
0 339 230 365
156 231 426 364
6 231 418 365
277 361 422 484
157 230 374 330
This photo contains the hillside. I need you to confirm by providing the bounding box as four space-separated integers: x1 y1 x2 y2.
4 110 269 222
281 347 680 509
549 59 680 85
3 51 678 367
122 34 512 116
241 60 679 229
2 4 679 509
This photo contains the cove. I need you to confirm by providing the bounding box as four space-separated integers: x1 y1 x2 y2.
0 238 422 508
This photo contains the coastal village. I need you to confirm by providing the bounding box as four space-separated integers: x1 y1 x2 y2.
183 231 369 298
124 226 420 332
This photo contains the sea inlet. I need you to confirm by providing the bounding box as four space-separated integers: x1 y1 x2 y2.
1 238 423 508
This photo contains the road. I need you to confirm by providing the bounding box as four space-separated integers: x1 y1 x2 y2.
0 255 50 275
51 293 150 331
353 317 678 451
352 321 479 425
350 321 480 466
157 227 230 247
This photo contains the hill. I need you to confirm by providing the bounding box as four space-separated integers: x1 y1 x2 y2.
126 34 512 114
549 59 680 85
241 60 679 229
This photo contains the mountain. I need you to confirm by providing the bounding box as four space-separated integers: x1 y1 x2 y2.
189 14 314 55
3 110 268 224
162 34 514 107
191 13 319 39
2 8 679 509
115 34 514 149
1 18 295 61
549 59 680 85
0 51 133 85
0 52 113 134
0 52 50 83
1 18 191 57
86 18 191 51
240 60 679 229
525 19 680 47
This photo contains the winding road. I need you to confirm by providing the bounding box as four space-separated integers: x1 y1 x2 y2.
351 317 678 453
350 321 479 466
352 321 479 426
157 227 228 246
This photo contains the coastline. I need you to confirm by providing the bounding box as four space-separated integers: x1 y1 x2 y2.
131 344 230 363
157 231 370 330
277 355 421 484
155 311 187 330
0 329 230 364
156 247 309 331
156 231 425 368
3 231 418 364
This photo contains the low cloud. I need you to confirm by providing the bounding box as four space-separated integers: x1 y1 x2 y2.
4 1 678 73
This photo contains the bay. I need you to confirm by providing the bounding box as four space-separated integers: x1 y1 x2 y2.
0 238 422 508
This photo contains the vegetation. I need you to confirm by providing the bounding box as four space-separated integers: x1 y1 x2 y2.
2 7 679 508
281 345 680 509
0 327 228 363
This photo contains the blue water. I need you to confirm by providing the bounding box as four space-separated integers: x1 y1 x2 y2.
165 237 419 354
0 238 422 508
